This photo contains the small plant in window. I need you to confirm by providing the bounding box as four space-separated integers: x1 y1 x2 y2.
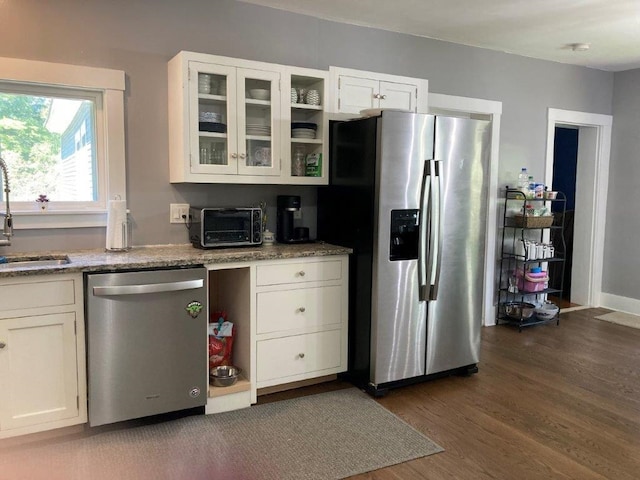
36 194 49 211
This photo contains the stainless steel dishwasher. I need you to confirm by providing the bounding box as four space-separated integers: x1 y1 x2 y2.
86 267 207 426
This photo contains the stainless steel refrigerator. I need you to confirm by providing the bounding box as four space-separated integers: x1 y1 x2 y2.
318 111 491 395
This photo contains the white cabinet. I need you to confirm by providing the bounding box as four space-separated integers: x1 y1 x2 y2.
0 274 87 439
170 54 281 179
169 51 329 185
285 67 329 184
254 256 348 389
330 66 429 115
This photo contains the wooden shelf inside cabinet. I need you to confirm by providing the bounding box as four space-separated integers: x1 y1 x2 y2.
292 103 323 111
208 375 251 398
199 94 227 105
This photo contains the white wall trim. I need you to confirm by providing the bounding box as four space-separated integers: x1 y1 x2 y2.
600 293 640 317
0 57 127 231
429 93 502 327
0 56 125 91
545 108 612 308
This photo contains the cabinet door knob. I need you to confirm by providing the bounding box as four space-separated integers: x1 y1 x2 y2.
298 307 306 313
298 353 305 358
0 341 6 349
231 153 238 159
239 153 246 160
373 93 381 99
298 271 306 277
380 94 387 100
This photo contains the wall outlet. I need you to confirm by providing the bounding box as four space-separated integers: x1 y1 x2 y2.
293 209 302 220
170 203 190 224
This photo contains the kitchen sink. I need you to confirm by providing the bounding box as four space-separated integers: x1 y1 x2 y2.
0 255 71 269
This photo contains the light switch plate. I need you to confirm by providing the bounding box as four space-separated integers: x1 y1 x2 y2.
170 203 190 224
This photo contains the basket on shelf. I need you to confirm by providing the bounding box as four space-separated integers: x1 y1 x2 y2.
513 214 554 228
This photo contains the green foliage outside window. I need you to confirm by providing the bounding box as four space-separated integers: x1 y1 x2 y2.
0 93 63 202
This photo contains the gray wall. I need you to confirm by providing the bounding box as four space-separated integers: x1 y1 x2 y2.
603 68 640 298
0 0 613 254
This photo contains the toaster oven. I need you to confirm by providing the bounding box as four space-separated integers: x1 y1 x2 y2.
189 207 263 248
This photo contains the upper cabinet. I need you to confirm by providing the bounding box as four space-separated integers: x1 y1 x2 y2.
285 66 329 184
329 66 429 115
168 52 328 185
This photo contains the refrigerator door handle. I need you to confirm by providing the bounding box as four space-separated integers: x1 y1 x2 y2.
429 159 444 300
418 159 432 302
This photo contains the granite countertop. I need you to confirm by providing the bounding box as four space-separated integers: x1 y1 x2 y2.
0 242 352 278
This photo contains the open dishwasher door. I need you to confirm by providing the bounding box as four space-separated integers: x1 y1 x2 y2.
86 267 207 426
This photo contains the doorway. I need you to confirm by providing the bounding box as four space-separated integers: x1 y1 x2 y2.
545 109 613 309
552 127 578 306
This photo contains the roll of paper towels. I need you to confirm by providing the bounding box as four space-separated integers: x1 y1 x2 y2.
106 199 129 250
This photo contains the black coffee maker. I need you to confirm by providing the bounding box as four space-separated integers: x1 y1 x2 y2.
276 195 310 243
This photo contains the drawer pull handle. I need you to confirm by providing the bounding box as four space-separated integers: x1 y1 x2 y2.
0 341 6 349
298 353 305 359
298 307 306 313
297 271 306 277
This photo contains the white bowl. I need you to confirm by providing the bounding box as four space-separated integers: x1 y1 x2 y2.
535 302 559 320
249 89 270 101
199 112 222 122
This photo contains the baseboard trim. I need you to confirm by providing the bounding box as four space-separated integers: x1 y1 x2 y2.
600 293 640 316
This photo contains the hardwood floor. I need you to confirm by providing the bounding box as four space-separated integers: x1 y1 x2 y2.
261 307 640 479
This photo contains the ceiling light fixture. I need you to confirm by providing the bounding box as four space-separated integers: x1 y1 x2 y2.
568 43 590 52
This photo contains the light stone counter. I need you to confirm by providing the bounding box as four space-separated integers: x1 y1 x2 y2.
0 242 352 278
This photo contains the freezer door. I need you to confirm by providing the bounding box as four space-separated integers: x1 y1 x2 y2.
370 111 434 385
425 116 491 375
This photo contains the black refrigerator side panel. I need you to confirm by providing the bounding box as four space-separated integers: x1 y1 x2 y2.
318 118 378 384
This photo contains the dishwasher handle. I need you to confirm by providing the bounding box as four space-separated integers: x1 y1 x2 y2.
92 279 204 296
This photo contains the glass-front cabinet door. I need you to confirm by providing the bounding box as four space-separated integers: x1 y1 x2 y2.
237 68 280 176
189 61 238 175
188 62 280 177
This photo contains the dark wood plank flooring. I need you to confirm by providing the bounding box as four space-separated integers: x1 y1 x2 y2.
261 307 640 479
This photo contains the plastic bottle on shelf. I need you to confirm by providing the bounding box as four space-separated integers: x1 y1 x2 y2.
517 168 529 192
527 175 535 198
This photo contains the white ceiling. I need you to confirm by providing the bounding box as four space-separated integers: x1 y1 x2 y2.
237 0 640 72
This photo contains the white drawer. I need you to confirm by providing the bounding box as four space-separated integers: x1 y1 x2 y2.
0 279 76 314
256 329 342 382
257 286 342 334
256 260 342 286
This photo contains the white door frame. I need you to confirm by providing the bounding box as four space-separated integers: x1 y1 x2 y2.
429 93 502 326
545 108 612 308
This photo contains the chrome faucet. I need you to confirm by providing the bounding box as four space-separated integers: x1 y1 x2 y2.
0 156 13 247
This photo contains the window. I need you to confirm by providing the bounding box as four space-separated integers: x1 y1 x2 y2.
0 57 125 229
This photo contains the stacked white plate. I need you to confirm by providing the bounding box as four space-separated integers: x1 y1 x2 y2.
246 123 271 136
291 128 316 139
291 122 317 139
